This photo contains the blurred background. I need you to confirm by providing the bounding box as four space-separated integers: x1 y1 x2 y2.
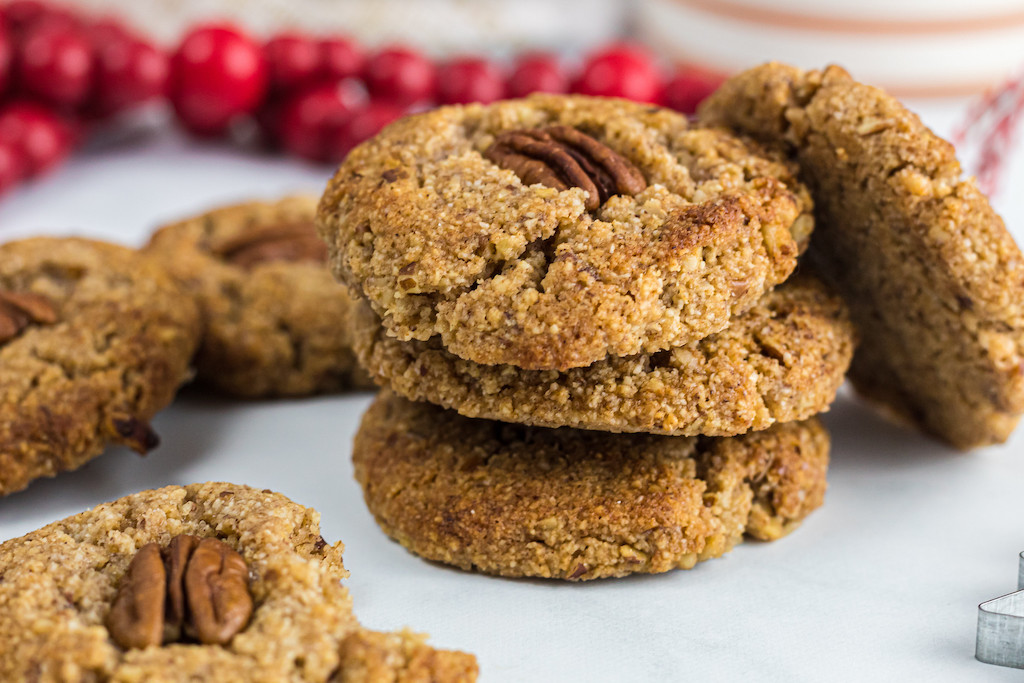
0 0 1019 209
70 0 1024 97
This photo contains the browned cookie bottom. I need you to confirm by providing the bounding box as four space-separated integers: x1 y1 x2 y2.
354 392 829 581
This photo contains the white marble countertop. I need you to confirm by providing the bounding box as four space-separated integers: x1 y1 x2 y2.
0 101 1022 681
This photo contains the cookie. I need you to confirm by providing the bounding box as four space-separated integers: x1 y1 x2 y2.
318 93 814 371
0 482 478 682
0 238 201 497
351 274 854 436
353 391 829 581
146 196 374 398
699 63 1024 449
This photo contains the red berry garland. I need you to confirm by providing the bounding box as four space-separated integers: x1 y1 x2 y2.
0 0 730 197
168 24 268 135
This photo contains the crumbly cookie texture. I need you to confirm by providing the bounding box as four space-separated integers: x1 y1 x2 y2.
351 274 854 436
318 93 813 371
700 62 1024 450
354 392 829 581
0 238 200 497
0 482 478 682
146 196 374 398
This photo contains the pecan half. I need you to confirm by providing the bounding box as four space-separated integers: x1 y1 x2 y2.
214 221 328 269
162 534 200 642
106 543 167 650
0 290 57 343
184 538 254 645
106 535 253 650
484 125 647 211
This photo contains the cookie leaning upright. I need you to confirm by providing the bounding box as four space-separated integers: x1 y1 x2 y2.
0 482 477 681
700 63 1024 449
0 238 200 496
318 94 814 371
146 196 373 398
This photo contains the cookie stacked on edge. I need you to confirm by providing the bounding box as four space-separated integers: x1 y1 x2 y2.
318 94 857 580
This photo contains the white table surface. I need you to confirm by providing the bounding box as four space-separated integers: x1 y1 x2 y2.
1 103 1022 682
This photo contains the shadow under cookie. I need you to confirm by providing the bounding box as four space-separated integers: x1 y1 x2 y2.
352 274 855 437
353 392 830 581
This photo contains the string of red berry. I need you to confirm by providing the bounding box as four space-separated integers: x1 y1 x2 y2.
0 0 725 197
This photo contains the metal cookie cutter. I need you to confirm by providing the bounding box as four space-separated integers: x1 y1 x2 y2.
976 552 1024 668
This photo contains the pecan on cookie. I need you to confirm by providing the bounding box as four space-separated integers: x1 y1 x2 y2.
318 94 813 371
145 196 374 397
0 483 478 682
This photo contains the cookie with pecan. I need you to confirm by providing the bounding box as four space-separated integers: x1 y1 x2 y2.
0 482 478 681
351 274 855 437
0 238 200 496
354 391 829 581
700 63 1024 449
145 196 374 398
318 94 813 371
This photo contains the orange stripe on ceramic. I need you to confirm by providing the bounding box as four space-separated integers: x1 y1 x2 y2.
670 0 1024 35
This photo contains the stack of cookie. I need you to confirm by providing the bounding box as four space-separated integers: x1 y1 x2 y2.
317 94 857 580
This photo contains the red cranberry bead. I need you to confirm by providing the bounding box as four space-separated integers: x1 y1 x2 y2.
169 23 268 136
507 53 568 97
662 68 724 114
0 141 25 193
93 36 168 115
18 20 95 107
0 20 11 96
275 80 366 162
319 35 364 81
84 17 132 46
263 33 320 92
364 46 436 107
4 1 77 33
331 101 404 159
436 56 504 105
573 43 663 103
2 1 48 31
0 102 73 176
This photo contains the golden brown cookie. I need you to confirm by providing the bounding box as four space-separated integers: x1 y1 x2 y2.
354 391 829 581
318 94 814 371
0 238 200 497
0 482 478 682
351 274 854 437
700 63 1024 449
146 196 374 398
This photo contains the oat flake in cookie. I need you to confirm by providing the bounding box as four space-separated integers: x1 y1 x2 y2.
0 238 200 497
146 196 374 398
0 483 478 682
352 274 855 437
318 94 814 371
701 62 1024 450
354 392 830 581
